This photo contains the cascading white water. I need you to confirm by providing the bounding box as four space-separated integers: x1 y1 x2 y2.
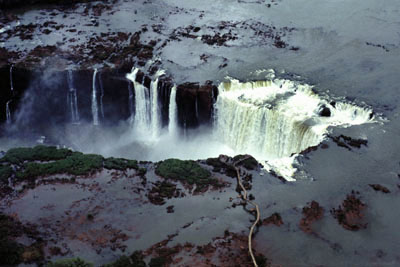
91 68 99 126
214 74 373 179
67 70 79 123
126 68 165 139
127 68 150 132
150 70 165 138
9 65 13 91
168 85 178 137
6 100 11 124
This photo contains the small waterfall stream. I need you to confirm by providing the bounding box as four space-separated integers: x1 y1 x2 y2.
126 68 166 139
10 65 13 92
91 68 99 126
6 100 11 124
168 85 178 137
67 70 79 123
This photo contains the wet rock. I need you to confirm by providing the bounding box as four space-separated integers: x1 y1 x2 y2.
298 145 319 156
273 36 287 48
166 205 174 213
143 231 271 266
299 201 324 233
206 156 237 178
147 180 182 205
268 169 287 183
201 33 236 46
369 184 390 193
233 155 260 170
262 212 284 227
330 135 368 150
331 192 367 231
319 105 331 117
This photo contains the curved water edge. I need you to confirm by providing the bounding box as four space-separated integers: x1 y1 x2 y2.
214 71 375 180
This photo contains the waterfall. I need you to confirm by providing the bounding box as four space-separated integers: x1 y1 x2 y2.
99 72 105 119
91 68 99 126
127 68 150 132
126 68 165 139
67 70 79 123
149 70 165 138
9 65 13 91
6 100 11 124
214 78 373 160
168 85 178 136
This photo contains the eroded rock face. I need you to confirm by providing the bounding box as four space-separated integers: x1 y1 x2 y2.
176 82 218 129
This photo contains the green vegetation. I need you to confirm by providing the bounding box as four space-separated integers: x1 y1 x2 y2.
104 251 146 267
104 157 138 170
0 164 13 184
233 155 259 170
148 181 179 205
0 146 147 184
148 257 167 267
205 157 236 177
15 153 104 181
46 258 93 267
155 159 211 185
138 167 147 176
0 145 72 165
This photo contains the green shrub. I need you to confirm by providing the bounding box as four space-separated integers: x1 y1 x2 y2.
138 167 147 176
149 256 166 267
0 165 13 184
16 152 104 181
0 145 72 165
233 155 259 170
155 159 211 185
104 157 138 170
46 257 93 267
103 251 146 267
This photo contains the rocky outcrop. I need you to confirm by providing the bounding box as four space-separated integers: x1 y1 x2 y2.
330 135 368 150
262 213 284 227
369 184 390 193
0 0 96 9
331 192 367 231
299 201 324 233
